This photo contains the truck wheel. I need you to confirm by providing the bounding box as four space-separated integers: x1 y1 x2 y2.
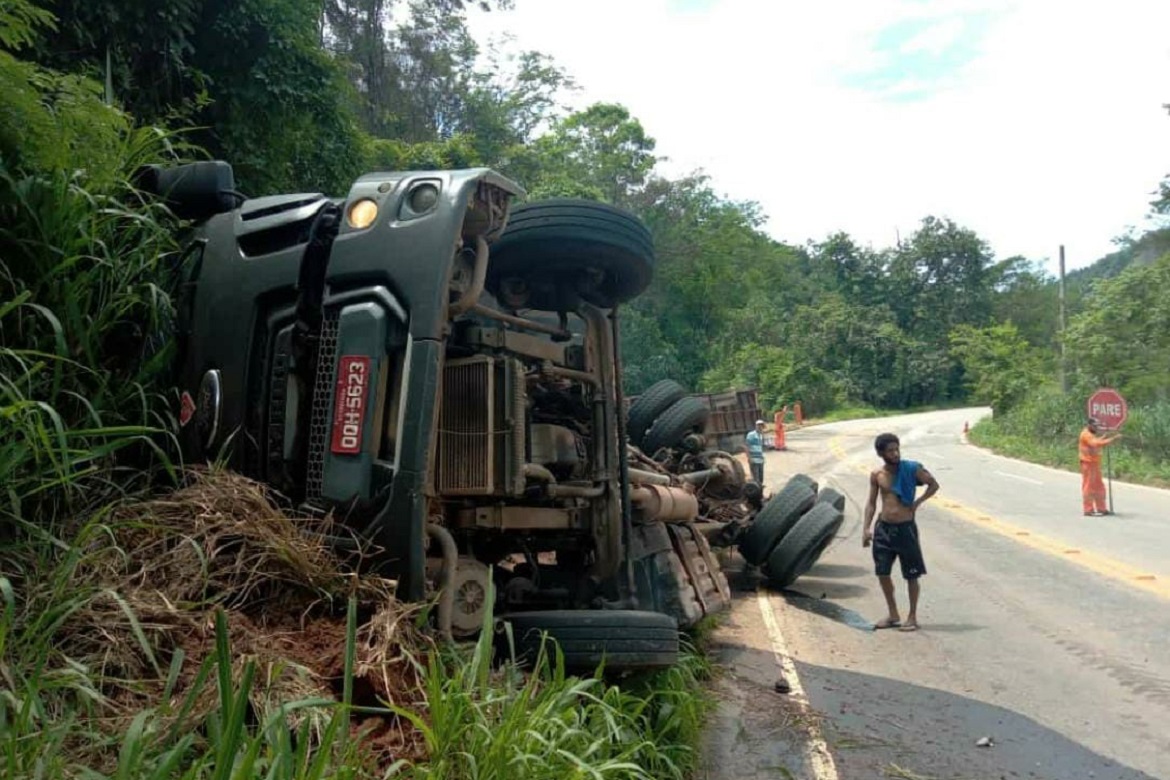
737 478 816 565
499 610 679 671
797 524 840 579
489 199 655 310
816 486 846 512
763 504 844 589
626 379 687 447
640 396 710 455
787 473 818 493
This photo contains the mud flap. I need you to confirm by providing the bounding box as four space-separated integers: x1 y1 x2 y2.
629 521 731 629
667 523 732 618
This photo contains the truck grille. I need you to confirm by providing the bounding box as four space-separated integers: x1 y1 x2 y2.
437 357 495 495
264 328 291 481
306 310 340 500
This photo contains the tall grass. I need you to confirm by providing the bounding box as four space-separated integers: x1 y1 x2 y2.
0 129 186 528
2 528 712 780
2 0 191 529
388 623 711 779
971 386 1170 486
1 585 370 780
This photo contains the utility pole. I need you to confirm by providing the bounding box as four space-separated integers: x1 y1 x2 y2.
1059 245 1069 393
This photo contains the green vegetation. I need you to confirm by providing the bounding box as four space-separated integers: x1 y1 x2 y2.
2 1 715 776
973 247 1170 484
1 501 712 778
390 635 711 779
4 0 1170 772
971 389 1170 487
1 0 185 531
19 0 1163 426
806 402 969 426
664 218 1066 417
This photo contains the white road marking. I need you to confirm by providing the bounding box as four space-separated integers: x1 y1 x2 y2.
994 470 1043 486
757 589 840 780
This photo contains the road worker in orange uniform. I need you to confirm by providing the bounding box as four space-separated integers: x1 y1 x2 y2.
1079 417 1122 516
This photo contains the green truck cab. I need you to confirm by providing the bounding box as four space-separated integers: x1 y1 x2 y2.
144 160 752 669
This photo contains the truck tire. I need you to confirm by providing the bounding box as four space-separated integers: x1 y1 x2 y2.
489 199 655 309
787 473 818 493
797 524 841 579
737 478 816 565
499 610 679 671
816 486 846 512
640 396 710 455
763 504 844 588
626 379 687 447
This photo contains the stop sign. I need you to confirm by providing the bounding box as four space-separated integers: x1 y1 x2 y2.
1087 388 1128 430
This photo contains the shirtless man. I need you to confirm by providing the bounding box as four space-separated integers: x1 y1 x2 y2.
863 432 940 632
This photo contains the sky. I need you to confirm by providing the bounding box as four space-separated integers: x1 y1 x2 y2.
466 0 1170 272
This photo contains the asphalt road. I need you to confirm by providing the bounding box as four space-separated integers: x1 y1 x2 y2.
699 407 1170 780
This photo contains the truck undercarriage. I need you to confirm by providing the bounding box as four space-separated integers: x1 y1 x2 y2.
145 160 841 670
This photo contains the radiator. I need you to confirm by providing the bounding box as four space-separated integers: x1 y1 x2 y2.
437 356 525 496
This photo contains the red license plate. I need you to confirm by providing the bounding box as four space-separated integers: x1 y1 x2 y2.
331 355 372 455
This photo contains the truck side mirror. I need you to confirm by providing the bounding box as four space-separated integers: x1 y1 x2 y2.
135 161 238 221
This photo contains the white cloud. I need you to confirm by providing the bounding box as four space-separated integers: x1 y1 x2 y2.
467 0 1170 271
899 17 967 56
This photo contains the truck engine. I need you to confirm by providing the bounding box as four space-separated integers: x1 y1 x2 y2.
145 159 837 671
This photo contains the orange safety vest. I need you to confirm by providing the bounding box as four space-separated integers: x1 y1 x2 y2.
1078 429 1110 464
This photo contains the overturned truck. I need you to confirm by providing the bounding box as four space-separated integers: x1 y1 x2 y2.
146 161 843 671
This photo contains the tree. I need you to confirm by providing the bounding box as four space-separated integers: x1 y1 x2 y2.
461 48 574 165
888 216 995 336
988 256 1059 350
699 343 841 416
190 0 368 194
322 0 521 143
1065 253 1170 404
37 0 203 122
807 232 887 308
0 1 129 178
618 307 685 394
621 172 805 388
515 103 656 206
949 323 1045 413
30 0 370 194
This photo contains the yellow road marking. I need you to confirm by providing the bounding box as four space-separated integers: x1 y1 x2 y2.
827 436 1170 601
932 493 1170 600
828 436 850 461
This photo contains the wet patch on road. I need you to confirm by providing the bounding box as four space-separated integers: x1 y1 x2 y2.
782 589 876 632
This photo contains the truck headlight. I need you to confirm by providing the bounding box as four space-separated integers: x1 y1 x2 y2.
409 182 440 214
347 198 378 229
